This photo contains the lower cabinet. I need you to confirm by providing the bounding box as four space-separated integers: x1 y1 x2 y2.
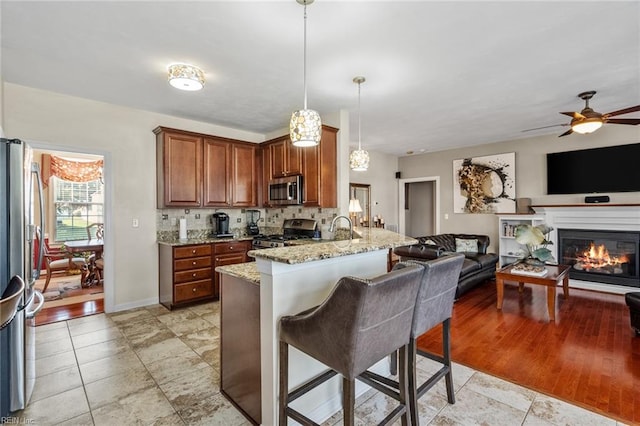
159 241 252 310
213 241 251 298
159 243 214 309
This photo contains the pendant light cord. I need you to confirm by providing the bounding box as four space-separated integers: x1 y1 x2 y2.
303 2 308 110
357 81 362 150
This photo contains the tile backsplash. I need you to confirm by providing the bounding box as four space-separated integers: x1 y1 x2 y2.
157 207 339 239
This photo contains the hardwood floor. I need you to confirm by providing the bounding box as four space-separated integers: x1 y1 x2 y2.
417 279 639 424
35 299 104 326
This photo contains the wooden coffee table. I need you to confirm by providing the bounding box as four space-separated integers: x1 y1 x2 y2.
496 263 570 321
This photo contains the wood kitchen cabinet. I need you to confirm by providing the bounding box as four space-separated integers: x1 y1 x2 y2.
155 129 202 207
213 241 251 299
302 125 338 207
267 136 302 178
155 127 258 208
159 243 214 309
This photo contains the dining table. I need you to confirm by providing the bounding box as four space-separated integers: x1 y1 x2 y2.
64 239 104 287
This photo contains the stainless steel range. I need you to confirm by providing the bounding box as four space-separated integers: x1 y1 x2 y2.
252 218 317 249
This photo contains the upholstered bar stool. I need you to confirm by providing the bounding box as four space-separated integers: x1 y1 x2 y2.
359 254 464 426
278 263 424 426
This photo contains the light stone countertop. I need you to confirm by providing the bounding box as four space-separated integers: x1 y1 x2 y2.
157 236 254 246
215 262 261 284
251 228 416 265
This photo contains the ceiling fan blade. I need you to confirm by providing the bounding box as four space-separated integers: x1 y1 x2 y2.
558 129 573 137
521 123 568 132
607 118 640 125
560 111 584 119
605 105 640 117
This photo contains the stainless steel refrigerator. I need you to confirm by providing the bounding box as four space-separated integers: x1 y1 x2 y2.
0 138 45 416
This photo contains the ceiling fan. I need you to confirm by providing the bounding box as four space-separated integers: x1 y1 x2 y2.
523 91 640 137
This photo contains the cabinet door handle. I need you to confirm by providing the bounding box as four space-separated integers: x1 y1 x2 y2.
229 246 233 250
192 261 197 265
192 288 197 292
192 273 197 277
192 249 196 254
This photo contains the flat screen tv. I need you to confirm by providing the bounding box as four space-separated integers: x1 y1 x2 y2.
546 143 640 195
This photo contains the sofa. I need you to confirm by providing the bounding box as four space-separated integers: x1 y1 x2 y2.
394 234 499 299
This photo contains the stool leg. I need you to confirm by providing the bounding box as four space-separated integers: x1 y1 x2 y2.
443 318 455 404
407 338 419 426
343 377 355 426
279 341 289 426
398 345 409 426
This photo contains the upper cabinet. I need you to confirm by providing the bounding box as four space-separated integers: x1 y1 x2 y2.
267 136 302 178
155 127 257 208
155 129 203 207
302 126 338 208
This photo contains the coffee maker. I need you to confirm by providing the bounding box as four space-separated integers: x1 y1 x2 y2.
210 212 233 237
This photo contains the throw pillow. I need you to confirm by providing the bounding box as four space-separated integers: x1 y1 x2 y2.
455 238 478 253
425 239 437 245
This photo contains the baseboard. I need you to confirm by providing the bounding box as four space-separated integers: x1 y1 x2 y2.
111 296 159 313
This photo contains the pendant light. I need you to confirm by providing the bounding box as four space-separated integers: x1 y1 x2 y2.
290 0 322 147
349 76 370 171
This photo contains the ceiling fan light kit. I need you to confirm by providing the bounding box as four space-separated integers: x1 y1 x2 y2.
290 0 322 148
558 90 640 137
167 63 205 91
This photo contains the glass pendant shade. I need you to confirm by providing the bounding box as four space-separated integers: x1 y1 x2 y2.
571 118 603 134
348 198 363 213
168 64 205 91
349 149 370 171
290 109 322 147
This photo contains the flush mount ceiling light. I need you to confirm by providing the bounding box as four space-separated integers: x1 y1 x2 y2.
349 76 370 171
167 63 205 91
290 0 321 147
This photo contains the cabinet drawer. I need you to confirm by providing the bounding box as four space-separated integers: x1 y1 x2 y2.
214 241 249 254
175 279 214 303
174 256 212 271
174 267 212 284
174 244 212 259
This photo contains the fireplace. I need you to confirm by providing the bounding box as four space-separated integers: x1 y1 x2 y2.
558 229 640 288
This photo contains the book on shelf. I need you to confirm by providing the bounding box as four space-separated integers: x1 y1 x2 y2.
510 263 548 277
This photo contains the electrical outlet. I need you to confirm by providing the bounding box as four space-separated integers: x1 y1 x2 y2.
195 213 200 219
132 218 139 228
162 214 168 220
444 213 449 220
170 217 177 226
236 218 241 223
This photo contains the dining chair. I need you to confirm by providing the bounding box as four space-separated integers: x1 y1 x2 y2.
36 228 87 293
86 223 104 240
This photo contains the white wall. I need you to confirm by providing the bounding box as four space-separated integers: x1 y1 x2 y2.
398 125 640 253
4 83 265 311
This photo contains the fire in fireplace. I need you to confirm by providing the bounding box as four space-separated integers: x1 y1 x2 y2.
558 229 640 288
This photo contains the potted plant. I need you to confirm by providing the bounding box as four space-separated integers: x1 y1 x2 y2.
514 223 554 264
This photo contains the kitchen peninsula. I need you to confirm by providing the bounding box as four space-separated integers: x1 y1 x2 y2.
217 228 417 425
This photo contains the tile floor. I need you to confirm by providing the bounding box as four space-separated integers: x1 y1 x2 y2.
15 301 624 425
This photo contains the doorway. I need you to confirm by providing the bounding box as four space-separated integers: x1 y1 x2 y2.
398 176 440 237
30 147 107 325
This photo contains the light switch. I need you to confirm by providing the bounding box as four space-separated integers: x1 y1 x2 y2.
444 214 449 220
132 218 139 228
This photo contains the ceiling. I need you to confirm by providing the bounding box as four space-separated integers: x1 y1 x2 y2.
2 1 639 157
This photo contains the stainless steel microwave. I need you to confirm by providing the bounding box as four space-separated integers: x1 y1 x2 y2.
268 175 303 206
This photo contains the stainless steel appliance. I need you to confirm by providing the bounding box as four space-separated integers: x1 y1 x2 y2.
0 138 45 416
252 218 317 249
268 175 303 206
211 212 233 238
246 210 261 236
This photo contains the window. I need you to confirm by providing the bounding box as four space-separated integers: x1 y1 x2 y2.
53 177 103 242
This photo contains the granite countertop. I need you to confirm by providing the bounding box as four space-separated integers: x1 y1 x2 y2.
247 228 417 265
157 236 254 246
215 262 260 284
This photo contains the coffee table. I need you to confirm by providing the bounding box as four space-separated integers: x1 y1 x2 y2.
496 263 570 321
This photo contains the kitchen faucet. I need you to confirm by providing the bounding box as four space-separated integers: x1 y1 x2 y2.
329 215 353 240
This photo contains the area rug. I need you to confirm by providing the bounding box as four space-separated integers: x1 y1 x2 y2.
38 276 103 303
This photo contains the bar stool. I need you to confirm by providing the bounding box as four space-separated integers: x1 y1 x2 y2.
278 263 424 426
359 254 464 426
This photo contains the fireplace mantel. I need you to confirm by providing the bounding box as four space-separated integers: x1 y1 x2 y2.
532 204 640 294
